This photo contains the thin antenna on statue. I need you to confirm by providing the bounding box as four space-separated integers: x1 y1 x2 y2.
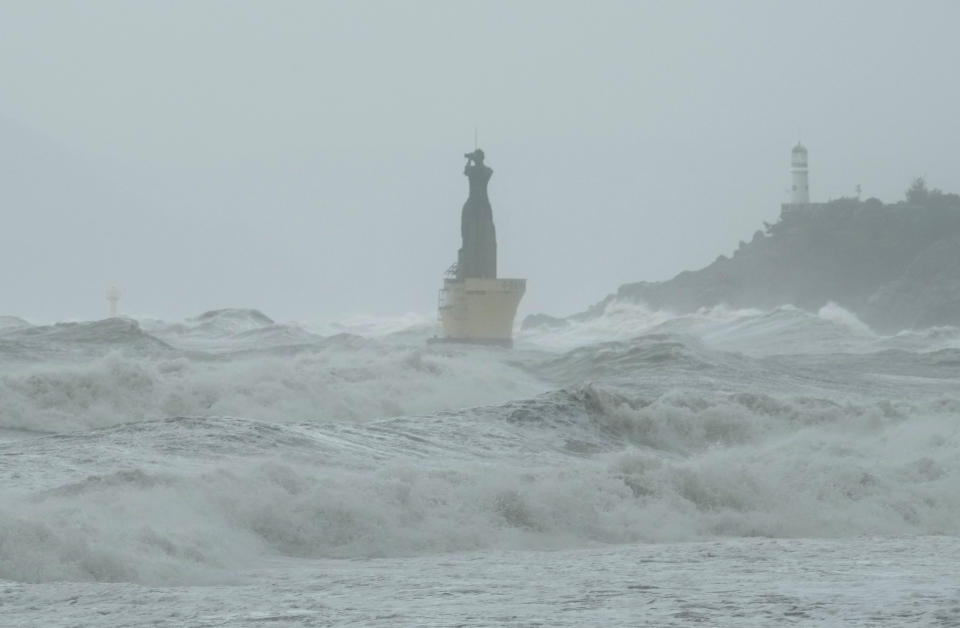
474 126 478 150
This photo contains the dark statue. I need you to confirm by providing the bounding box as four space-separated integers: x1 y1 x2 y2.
457 149 497 279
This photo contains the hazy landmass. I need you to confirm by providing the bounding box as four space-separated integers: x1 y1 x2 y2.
536 180 960 332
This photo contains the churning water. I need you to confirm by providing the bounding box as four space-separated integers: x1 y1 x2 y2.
1 304 958 626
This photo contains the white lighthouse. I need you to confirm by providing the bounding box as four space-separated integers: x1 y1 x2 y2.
790 143 810 204
106 285 122 318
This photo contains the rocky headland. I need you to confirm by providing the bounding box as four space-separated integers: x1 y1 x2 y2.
532 181 960 333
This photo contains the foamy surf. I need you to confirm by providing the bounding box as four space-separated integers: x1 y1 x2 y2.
1 306 958 626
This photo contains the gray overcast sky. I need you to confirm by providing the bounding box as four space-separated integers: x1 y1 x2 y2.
2 1 958 323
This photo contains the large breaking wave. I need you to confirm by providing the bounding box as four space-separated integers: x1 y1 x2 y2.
1 304 958 584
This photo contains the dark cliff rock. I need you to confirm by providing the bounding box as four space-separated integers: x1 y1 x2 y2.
532 190 960 333
866 235 960 330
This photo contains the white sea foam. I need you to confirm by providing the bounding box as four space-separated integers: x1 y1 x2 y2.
1 307 958 590
522 299 960 355
0 344 547 433
1 386 957 584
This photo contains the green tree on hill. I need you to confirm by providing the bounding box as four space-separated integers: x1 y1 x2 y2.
906 177 929 204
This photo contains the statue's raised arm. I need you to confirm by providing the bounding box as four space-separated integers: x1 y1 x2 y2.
464 148 487 173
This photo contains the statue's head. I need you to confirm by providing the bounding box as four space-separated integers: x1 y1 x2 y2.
465 149 485 165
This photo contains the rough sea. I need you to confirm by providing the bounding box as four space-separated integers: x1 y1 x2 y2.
1 303 958 626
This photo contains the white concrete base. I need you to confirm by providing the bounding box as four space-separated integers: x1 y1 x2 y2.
436 277 526 347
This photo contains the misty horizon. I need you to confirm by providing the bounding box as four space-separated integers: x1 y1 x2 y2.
3 1 959 324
